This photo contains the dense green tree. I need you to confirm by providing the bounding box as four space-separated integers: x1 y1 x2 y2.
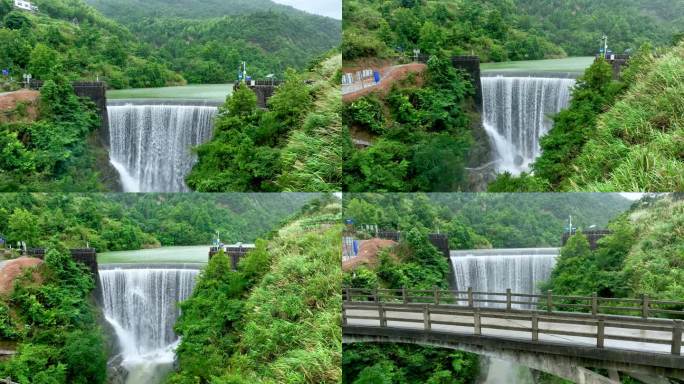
3 11 31 30
28 44 61 80
7 208 39 245
228 86 258 118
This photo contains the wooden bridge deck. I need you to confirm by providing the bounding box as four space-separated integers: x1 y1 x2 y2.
343 288 684 368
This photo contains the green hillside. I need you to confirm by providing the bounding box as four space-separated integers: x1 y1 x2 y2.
85 0 342 83
343 0 683 63
85 0 308 21
0 0 183 89
0 193 315 252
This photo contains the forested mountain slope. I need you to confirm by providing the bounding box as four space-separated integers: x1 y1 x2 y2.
344 193 631 249
514 0 683 55
85 0 308 21
0 193 315 251
343 0 683 63
85 0 342 83
0 0 183 89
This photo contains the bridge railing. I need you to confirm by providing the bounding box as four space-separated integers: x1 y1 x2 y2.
343 288 684 356
343 287 684 319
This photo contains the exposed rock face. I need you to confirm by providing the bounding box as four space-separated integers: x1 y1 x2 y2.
0 257 43 294
106 354 128 384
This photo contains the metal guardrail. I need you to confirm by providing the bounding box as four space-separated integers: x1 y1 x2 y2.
343 287 684 356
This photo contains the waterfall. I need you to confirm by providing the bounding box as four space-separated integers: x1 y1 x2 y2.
481 76 575 175
450 248 559 308
99 266 199 384
108 104 217 192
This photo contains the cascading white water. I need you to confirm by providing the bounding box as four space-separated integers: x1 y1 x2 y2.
450 248 559 308
99 266 199 384
108 104 217 192
481 76 575 175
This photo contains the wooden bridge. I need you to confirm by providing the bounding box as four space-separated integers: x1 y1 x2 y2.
343 287 684 384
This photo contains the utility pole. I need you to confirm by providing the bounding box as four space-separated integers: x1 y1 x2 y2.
601 35 608 58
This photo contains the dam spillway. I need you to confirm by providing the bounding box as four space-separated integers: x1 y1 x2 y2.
481 76 575 175
107 102 218 192
99 264 200 384
450 248 559 308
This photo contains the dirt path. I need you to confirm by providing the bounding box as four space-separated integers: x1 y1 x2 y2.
342 63 426 103
0 89 39 111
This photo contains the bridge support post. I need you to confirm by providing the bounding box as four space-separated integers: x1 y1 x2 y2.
532 314 539 341
424 305 431 331
597 317 605 349
433 286 440 305
672 320 682 355
345 287 351 302
642 294 650 318
473 308 481 336
592 292 598 316
506 288 512 311
379 303 386 327
547 290 553 313
402 286 408 304
467 287 474 308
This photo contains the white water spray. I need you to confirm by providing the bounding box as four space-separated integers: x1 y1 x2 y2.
450 248 559 308
99 266 199 384
481 76 575 175
108 104 217 192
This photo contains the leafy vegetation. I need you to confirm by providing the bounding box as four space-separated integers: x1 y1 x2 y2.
343 0 683 63
0 0 183 90
0 249 107 384
85 0 341 83
544 194 684 302
169 195 342 383
0 78 104 191
343 57 476 192
0 193 315 251
187 54 342 192
490 42 684 192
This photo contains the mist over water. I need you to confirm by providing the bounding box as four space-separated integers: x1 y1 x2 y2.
108 104 217 192
481 76 575 175
450 248 559 308
99 267 199 384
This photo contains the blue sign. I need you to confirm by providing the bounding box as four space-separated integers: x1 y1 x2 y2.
345 219 354 225
1 69 8 76
373 71 380 83
0 237 5 245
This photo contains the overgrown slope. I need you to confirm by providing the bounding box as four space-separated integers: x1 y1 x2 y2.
169 195 342 383
545 194 683 302
0 250 107 384
186 54 342 192
567 43 684 191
